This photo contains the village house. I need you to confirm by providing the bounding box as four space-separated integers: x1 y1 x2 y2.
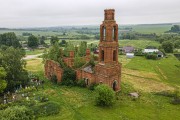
143 48 164 58
122 46 135 53
126 53 135 58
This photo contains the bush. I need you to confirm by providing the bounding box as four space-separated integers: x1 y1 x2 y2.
89 83 98 90
15 100 36 107
0 103 9 110
171 97 180 105
61 67 76 86
134 50 144 56
31 101 60 117
95 84 115 106
77 79 86 87
0 106 35 120
145 53 157 60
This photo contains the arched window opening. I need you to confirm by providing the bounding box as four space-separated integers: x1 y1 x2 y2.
103 27 106 41
113 80 117 91
85 78 89 86
101 50 104 62
112 27 115 41
112 26 116 41
113 50 116 61
112 13 114 20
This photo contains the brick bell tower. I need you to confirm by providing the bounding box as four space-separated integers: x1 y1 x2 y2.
95 9 121 91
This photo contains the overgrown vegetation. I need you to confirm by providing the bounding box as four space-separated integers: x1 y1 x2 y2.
61 67 76 86
95 84 115 107
0 106 35 120
0 47 29 91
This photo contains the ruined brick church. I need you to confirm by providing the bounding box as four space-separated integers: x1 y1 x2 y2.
45 9 121 91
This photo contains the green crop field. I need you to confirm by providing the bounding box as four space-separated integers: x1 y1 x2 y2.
119 39 161 49
0 30 63 36
132 24 172 34
26 49 45 55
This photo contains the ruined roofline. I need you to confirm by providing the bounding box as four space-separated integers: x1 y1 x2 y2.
104 9 115 11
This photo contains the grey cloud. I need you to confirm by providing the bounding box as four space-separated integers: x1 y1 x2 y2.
0 0 180 27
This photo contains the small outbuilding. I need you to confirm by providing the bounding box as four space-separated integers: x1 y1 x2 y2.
157 51 164 58
126 53 134 58
143 49 159 53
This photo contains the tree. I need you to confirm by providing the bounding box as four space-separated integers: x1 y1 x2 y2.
22 32 32 36
50 36 59 45
78 41 87 57
0 67 7 93
88 56 95 67
95 84 115 106
27 35 39 48
0 32 21 48
74 56 86 68
63 42 75 57
40 36 46 45
170 25 180 32
162 41 174 53
43 42 65 67
80 35 90 39
59 40 67 47
61 67 76 86
0 47 29 91
174 40 180 49
145 53 157 60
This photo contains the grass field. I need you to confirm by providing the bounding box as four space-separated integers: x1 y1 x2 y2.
24 54 180 120
124 55 180 87
0 30 63 36
54 39 160 49
119 39 160 49
26 49 45 55
132 24 172 34
25 58 44 72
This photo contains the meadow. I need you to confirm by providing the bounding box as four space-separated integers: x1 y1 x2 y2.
119 39 160 49
132 24 172 34
2 23 180 120
25 54 180 120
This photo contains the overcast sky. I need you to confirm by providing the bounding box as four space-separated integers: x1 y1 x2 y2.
0 0 180 28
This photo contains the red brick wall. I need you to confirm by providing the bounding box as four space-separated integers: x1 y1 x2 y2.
76 69 95 86
44 60 63 82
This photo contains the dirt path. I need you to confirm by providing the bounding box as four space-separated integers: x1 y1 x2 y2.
23 53 43 60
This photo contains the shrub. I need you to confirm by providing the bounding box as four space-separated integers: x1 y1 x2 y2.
17 87 36 94
31 101 60 117
145 53 157 60
74 57 86 68
51 75 58 84
77 79 86 87
61 67 76 86
88 57 95 67
0 103 9 110
0 106 35 120
171 97 180 105
134 50 144 56
95 84 115 106
15 99 36 107
89 83 98 90
171 90 180 105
